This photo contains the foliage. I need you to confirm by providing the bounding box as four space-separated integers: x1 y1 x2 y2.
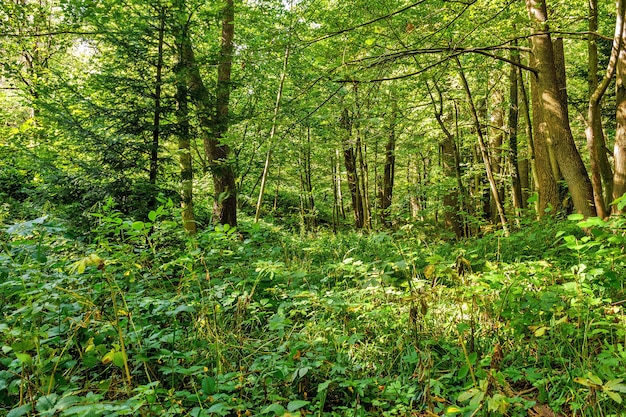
2 204 626 416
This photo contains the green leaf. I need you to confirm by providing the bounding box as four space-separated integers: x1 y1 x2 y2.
317 380 331 391
577 217 606 228
112 350 127 368
456 322 470 333
202 376 217 395
606 390 622 403
207 403 228 413
15 352 32 365
36 394 59 412
568 213 584 221
261 403 286 415
131 221 145 231
7 404 32 417
55 395 80 410
587 373 603 386
287 400 310 412
458 388 477 402
148 210 157 221
298 367 310 378
605 379 626 393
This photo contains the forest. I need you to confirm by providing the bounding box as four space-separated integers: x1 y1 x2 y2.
2 0 626 415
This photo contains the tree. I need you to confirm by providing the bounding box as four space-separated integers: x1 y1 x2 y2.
175 0 237 227
585 0 624 218
525 0 596 218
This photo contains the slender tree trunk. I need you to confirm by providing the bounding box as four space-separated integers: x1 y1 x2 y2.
519 65 539 212
299 126 315 230
428 83 464 238
173 11 196 233
509 45 524 214
331 151 338 232
489 85 505 222
175 70 196 234
525 0 596 217
149 7 165 209
357 135 371 229
255 44 290 223
336 149 345 219
340 107 364 228
353 83 371 229
614 3 626 212
587 0 624 217
379 101 396 227
457 58 509 236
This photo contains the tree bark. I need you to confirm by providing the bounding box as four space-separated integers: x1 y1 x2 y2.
379 101 397 227
340 107 364 228
175 66 196 234
528 49 559 215
614 2 626 212
175 0 237 226
173 10 196 234
525 0 596 217
299 126 315 230
508 45 524 213
586 0 624 217
208 0 237 226
489 85 505 222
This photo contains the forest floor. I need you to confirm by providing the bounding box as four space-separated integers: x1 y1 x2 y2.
1 208 626 417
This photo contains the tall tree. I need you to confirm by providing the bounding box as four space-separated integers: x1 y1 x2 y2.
210 0 237 226
508 44 524 213
379 99 397 227
175 0 237 226
340 106 364 229
615 2 626 212
525 0 596 217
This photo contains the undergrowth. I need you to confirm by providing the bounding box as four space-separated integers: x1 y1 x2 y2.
1 202 626 416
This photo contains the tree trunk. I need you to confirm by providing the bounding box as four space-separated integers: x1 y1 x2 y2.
173 10 196 233
587 0 624 217
353 83 371 229
175 0 237 226
254 44 290 223
209 0 237 226
299 127 316 230
519 63 542 213
614 3 626 212
340 107 364 228
175 67 196 234
457 58 509 236
379 102 396 227
528 50 559 215
149 7 165 209
428 83 464 238
509 45 524 213
525 0 596 218
489 85 505 222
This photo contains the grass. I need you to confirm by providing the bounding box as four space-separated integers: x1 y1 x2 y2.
1 206 626 416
